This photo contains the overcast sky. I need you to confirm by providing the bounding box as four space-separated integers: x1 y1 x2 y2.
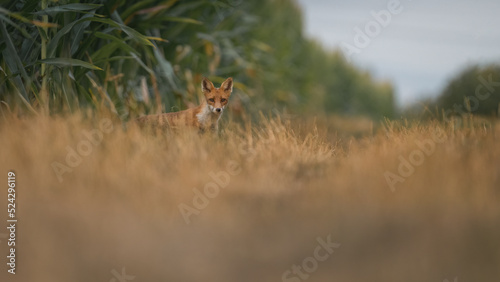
296 0 500 107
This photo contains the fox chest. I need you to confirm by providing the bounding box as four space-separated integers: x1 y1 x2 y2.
196 108 222 131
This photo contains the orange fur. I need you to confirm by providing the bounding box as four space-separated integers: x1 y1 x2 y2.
136 77 233 132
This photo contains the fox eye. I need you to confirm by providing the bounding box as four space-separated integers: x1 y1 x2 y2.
220 98 227 103
208 98 215 103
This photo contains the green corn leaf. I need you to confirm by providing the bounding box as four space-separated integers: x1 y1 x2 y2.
91 43 120 62
0 8 31 24
46 17 94 58
34 4 103 16
47 16 153 58
0 14 32 39
167 1 205 16
38 58 103 71
130 52 154 75
121 0 156 21
20 32 39 62
96 13 153 47
156 16 203 25
94 32 140 54
71 12 95 56
0 20 30 88
117 23 155 48
153 48 177 90
9 81 39 115
93 56 135 65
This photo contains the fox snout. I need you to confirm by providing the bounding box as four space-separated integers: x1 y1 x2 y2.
208 104 224 113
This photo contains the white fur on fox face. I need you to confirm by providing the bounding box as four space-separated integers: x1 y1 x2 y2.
208 104 223 114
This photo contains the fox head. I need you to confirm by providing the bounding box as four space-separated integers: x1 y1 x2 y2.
201 77 233 114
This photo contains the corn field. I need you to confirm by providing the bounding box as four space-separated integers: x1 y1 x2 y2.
1 0 395 119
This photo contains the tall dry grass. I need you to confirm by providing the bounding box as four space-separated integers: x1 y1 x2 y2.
0 113 499 282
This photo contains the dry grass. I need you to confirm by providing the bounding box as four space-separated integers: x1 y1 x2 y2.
0 113 499 282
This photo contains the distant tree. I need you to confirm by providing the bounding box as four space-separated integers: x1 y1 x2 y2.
246 0 395 119
436 64 500 117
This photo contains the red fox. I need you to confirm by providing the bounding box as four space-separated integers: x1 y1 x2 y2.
136 77 233 132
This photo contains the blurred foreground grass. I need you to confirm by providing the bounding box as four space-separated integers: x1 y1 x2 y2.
0 113 499 281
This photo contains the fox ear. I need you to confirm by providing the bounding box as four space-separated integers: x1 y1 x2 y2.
202 77 215 93
221 77 233 93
